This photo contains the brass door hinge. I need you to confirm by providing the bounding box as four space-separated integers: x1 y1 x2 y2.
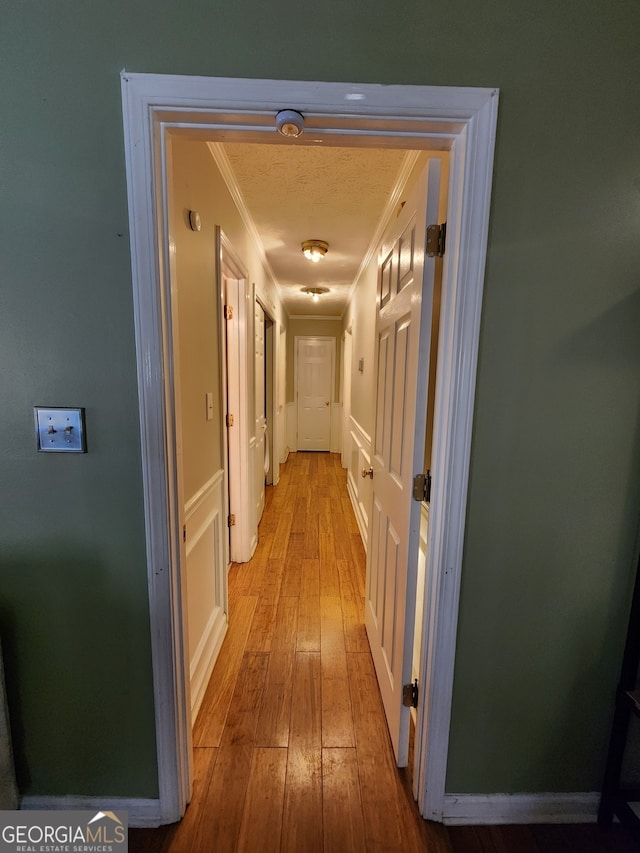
228 514 236 527
426 222 446 258
183 524 187 543
226 413 234 427
412 470 432 503
402 679 419 708
224 304 234 320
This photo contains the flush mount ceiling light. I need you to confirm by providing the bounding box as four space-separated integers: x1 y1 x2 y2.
301 286 330 303
301 240 329 263
275 109 304 138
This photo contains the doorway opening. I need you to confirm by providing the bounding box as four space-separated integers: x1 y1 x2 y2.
121 72 498 826
295 337 335 452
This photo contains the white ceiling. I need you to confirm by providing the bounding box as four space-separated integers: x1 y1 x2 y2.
219 141 414 317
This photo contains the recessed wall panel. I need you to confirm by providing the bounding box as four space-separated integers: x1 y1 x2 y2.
389 316 410 481
397 220 415 293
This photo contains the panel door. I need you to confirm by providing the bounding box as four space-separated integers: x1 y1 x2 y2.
297 338 333 451
365 160 441 765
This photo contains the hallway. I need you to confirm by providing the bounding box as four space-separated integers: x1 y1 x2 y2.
129 452 636 853
131 451 448 851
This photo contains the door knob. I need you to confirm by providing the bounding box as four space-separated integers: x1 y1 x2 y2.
361 467 374 479
325 401 330 406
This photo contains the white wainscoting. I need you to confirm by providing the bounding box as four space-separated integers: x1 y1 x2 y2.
330 403 342 454
345 416 372 549
184 469 227 723
285 402 297 456
442 792 599 825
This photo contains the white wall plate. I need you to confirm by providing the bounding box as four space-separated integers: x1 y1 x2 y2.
34 407 86 452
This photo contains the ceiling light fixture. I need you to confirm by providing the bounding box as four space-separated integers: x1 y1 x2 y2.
301 286 329 303
301 240 329 263
275 109 304 138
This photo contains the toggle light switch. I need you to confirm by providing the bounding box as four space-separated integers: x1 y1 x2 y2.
34 407 86 452
205 392 214 421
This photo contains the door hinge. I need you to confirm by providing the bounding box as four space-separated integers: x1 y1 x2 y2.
403 679 419 709
412 470 432 503
426 222 446 258
183 524 187 544
226 413 234 427
228 514 236 527
224 304 233 320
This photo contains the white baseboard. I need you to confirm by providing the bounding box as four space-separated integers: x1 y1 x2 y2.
442 792 600 825
21 796 163 827
330 403 342 454
189 607 228 721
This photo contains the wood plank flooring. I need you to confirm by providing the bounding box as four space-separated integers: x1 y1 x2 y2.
130 452 636 853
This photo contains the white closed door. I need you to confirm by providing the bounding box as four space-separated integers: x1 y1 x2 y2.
255 301 266 523
297 338 333 451
365 159 441 766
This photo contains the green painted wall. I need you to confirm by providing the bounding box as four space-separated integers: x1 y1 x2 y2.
1 0 639 797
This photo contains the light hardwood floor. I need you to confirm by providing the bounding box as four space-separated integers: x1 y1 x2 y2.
130 452 635 853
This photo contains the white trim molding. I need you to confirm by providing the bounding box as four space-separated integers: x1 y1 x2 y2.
120 71 498 825
346 415 372 549
220 234 254 565
343 151 421 318
21 797 163 828
184 468 227 722
183 470 224 519
189 605 227 721
288 314 339 321
285 402 296 456
442 793 600 826
207 142 283 311
330 402 342 454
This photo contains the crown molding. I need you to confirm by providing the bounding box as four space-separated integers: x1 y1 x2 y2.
341 150 421 318
288 314 342 321
206 142 283 300
209 141 419 323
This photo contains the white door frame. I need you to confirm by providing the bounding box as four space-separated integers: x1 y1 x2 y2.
294 335 335 451
255 294 278 487
120 72 498 826
341 327 353 470
219 232 255 564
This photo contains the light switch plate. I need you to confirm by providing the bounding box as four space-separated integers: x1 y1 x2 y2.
35 407 86 452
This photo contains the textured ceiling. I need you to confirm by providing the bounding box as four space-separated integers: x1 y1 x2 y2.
220 142 410 317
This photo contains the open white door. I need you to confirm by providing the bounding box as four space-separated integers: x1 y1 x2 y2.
365 159 441 766
296 337 333 451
